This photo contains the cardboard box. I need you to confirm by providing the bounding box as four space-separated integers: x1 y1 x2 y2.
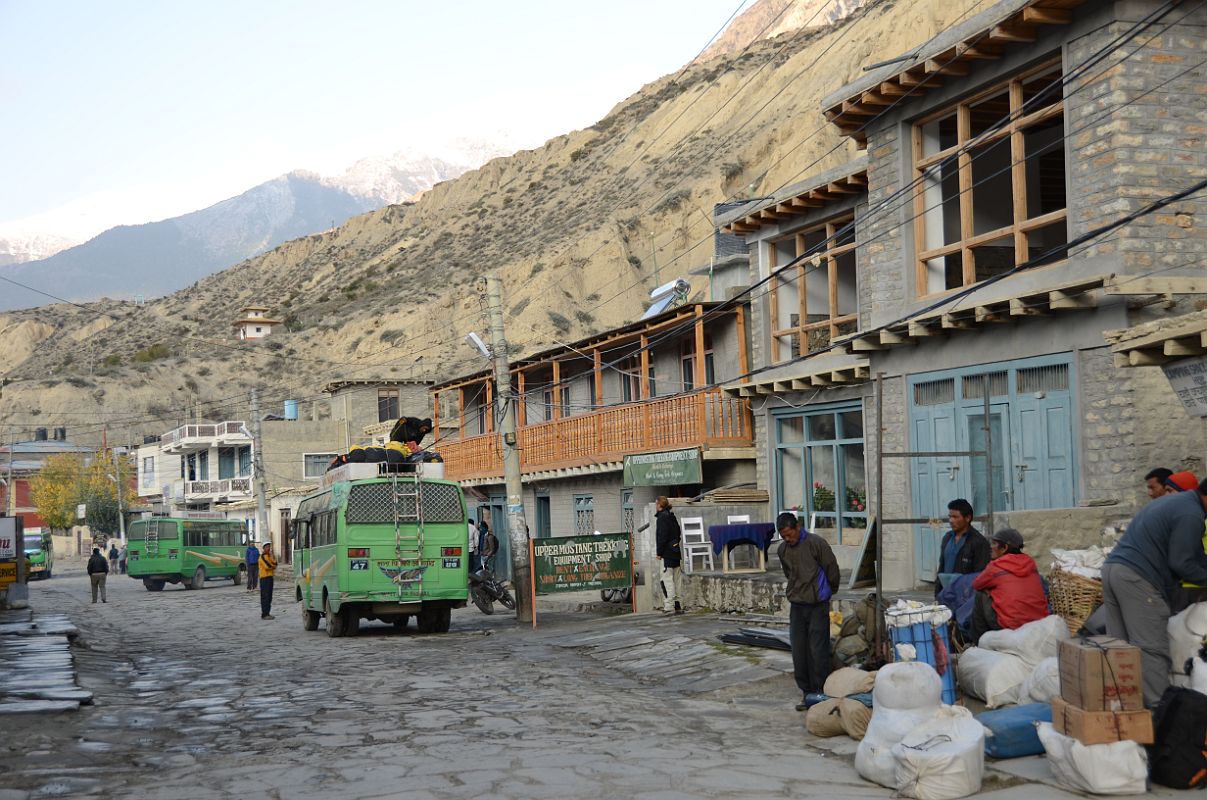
1058 636 1144 712
1051 696 1154 745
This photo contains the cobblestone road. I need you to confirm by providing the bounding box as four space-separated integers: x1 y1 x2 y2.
1 563 1133 800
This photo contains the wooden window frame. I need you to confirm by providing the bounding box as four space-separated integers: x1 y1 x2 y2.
912 59 1067 298
768 213 858 363
680 335 715 391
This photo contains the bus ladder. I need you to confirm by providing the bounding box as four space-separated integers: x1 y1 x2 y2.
390 472 425 595
145 520 160 555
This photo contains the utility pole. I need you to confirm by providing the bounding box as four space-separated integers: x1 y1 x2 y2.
482 274 532 623
249 390 270 546
113 447 126 544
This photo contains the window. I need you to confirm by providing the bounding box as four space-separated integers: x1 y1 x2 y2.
775 405 866 545
185 454 196 482
621 489 635 534
141 457 155 488
768 214 858 362
543 389 554 421
217 447 236 480
680 336 716 391
378 388 400 423
560 386 571 418
620 356 640 403
197 450 209 481
303 453 336 479
587 375 596 410
476 402 487 435
255 327 262 333
238 446 252 477
573 495 595 536
913 61 1067 295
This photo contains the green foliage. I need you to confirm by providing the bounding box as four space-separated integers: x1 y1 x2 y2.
133 343 171 362
102 354 122 368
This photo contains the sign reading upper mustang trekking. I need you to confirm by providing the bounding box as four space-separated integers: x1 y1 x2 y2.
1162 356 1207 418
622 448 702 486
531 534 631 594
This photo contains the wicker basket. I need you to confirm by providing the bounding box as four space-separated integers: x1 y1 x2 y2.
1048 566 1104 635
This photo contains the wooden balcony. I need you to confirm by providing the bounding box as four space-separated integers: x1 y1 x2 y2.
439 389 753 481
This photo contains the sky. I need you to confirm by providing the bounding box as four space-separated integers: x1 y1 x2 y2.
0 0 749 242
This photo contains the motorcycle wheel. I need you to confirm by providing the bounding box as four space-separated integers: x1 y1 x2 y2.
472 586 495 615
498 587 516 610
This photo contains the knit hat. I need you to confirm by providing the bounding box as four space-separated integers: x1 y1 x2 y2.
991 528 1025 552
1165 471 1199 492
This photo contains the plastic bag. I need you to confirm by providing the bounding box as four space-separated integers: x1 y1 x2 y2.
1168 602 1207 687
1191 649 1207 695
873 661 943 711
1037 721 1148 795
893 705 986 800
956 647 1029 708
824 666 876 698
977 615 1069 667
855 706 942 788
1021 656 1060 703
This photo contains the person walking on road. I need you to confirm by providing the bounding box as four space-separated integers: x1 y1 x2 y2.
654 496 684 615
87 547 109 604
245 541 260 592
776 512 840 711
259 541 277 620
108 542 120 573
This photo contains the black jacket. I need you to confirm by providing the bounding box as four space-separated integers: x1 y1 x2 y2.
87 553 109 575
655 509 682 568
935 526 991 595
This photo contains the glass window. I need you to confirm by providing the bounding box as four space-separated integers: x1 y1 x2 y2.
774 404 867 545
378 389 400 423
573 494 595 536
197 450 209 481
303 454 336 479
238 446 252 477
141 457 155 488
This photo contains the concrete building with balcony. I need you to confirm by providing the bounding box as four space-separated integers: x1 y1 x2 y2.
716 0 1207 591
232 305 282 341
431 301 757 579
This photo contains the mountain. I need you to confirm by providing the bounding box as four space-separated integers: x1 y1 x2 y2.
0 143 508 311
695 0 869 63
0 230 78 267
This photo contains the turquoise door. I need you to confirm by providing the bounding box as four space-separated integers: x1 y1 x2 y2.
1012 392 1073 509
910 400 961 583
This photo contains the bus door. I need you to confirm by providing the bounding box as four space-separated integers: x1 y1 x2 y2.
294 519 313 604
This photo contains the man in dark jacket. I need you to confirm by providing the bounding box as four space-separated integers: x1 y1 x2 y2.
87 547 109 603
935 498 991 596
654 496 683 614
1103 476 1207 706
777 512 840 710
245 541 260 592
968 528 1048 644
389 417 433 448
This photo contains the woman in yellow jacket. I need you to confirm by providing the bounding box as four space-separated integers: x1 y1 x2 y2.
259 542 278 620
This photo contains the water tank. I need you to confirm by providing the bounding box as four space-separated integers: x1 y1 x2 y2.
283 400 299 421
34 428 48 441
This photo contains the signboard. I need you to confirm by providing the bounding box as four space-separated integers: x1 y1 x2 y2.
622 448 702 487
0 518 15 559
1163 356 1207 418
76 503 87 521
532 533 632 594
0 562 15 587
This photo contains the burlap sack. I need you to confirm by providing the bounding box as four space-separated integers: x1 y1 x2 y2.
838 698 872 740
806 698 848 737
824 666 877 697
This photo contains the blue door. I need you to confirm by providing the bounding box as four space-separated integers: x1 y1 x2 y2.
910 394 961 583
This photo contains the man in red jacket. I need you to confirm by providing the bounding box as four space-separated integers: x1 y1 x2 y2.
968 528 1048 644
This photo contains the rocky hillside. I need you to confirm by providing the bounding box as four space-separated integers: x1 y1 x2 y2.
0 0 973 446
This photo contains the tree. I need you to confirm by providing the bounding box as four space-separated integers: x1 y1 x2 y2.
29 453 85 532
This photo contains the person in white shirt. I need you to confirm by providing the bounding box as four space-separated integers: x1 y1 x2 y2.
467 519 480 572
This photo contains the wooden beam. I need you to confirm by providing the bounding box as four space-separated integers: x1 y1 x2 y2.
809 373 831 387
860 91 894 107
851 336 886 352
941 313 975 330
1164 338 1206 358
1049 289 1097 310
1022 6 1073 24
974 305 1008 323
1112 353 1130 369
736 304 749 378
1104 275 1207 295
925 58 969 76
639 335 650 401
1009 298 1047 316
879 329 914 346
517 372 527 428
827 183 858 195
788 196 822 210
908 320 942 338
1129 349 1168 366
989 23 1037 42
955 41 1004 59
846 172 868 186
757 208 786 221
830 370 855 384
879 81 910 96
841 100 878 116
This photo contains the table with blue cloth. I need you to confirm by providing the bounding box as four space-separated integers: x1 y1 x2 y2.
708 523 777 573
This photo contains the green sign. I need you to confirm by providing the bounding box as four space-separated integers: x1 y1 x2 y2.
532 534 631 595
622 448 702 486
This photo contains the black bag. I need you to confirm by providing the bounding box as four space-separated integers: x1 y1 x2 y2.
1149 685 1207 789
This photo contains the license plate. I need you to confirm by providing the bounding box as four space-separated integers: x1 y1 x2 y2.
350 559 369 571
442 558 460 569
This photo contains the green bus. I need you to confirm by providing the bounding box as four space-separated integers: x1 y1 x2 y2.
23 530 53 580
293 475 469 636
127 517 248 591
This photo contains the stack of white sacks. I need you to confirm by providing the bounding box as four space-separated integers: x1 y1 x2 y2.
855 662 986 800
957 615 1068 707
1170 601 1207 690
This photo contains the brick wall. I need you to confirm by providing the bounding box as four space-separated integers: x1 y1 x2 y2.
860 124 909 329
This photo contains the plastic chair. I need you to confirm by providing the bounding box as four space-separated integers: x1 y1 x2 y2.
680 516 712 573
726 514 751 525
726 514 753 568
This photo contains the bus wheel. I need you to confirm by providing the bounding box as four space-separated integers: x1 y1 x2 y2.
233 565 245 587
392 616 410 630
302 605 320 632
325 597 348 638
418 605 451 634
143 579 165 592
191 566 206 590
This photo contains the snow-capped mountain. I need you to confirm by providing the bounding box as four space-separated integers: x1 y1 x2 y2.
0 229 80 266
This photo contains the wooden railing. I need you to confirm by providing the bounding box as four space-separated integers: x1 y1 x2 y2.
438 389 752 481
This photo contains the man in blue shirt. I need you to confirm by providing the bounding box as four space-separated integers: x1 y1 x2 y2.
935 498 990 597
245 541 260 592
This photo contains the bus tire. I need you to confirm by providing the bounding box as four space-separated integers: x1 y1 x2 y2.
143 579 165 592
191 566 206 590
302 605 320 631
325 597 350 638
392 615 410 630
233 565 245 587
418 605 451 634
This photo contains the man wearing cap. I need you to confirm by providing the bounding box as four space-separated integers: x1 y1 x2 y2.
968 528 1048 644
1102 473 1207 706
259 541 278 620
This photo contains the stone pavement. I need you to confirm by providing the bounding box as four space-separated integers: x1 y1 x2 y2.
0 562 1175 799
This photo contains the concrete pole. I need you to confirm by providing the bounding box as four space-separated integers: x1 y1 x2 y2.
114 447 126 544
482 274 532 623
250 390 270 546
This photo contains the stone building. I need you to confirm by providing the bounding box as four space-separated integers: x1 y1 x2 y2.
716 0 1207 590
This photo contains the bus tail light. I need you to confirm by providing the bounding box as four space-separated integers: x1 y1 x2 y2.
441 547 462 556
348 548 368 558
168 549 178 559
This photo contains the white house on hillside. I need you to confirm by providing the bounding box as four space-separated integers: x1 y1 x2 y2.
233 305 281 341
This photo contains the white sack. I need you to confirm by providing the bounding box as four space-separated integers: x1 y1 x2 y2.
1168 601 1207 687
855 706 941 788
1021 656 1061 703
978 615 1069 667
873 661 943 711
956 647 1029 708
1191 652 1207 696
893 706 986 800
1037 722 1148 796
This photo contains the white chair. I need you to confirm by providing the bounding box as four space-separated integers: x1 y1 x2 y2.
680 516 712 573
726 514 754 569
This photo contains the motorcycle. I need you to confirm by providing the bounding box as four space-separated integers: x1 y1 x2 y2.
468 567 516 615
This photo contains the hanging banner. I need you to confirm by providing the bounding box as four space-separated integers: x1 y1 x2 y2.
622 448 702 486
1163 356 1207 418
532 534 631 594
